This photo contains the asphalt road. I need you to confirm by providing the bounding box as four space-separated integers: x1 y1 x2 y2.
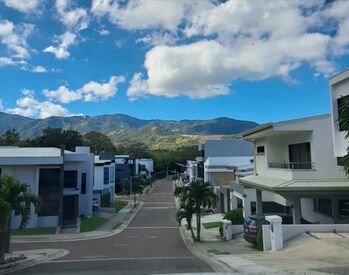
11 179 213 274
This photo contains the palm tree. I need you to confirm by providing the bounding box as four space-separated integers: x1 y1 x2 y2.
338 95 349 176
0 175 40 253
175 180 216 242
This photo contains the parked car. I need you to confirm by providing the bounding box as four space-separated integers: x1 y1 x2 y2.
243 214 293 244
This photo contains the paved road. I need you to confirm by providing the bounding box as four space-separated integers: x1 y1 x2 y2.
11 179 213 274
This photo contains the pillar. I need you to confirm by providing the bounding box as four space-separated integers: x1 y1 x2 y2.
256 189 263 216
292 198 301 224
332 199 339 224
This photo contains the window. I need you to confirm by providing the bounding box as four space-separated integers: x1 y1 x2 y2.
81 173 86 194
104 167 109 184
339 200 349 217
38 169 60 217
251 201 256 214
314 198 332 216
288 142 311 169
337 157 346 166
256 146 265 154
337 95 349 131
64 170 78 188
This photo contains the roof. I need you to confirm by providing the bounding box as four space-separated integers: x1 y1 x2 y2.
0 147 62 157
329 67 349 84
115 155 129 158
205 156 253 170
240 175 349 192
241 114 330 138
94 156 113 165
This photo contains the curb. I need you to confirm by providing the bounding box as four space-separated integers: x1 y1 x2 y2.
0 249 69 274
11 201 143 244
178 225 233 273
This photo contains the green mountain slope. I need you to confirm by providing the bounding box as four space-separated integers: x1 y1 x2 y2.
0 112 258 149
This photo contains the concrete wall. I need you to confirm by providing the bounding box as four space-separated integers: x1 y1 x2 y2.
330 75 349 157
263 223 349 251
204 139 253 160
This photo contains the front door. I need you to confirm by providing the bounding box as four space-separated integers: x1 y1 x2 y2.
63 195 78 226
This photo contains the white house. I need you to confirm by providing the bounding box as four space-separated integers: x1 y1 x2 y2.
329 68 349 159
240 114 349 224
0 146 94 230
185 160 197 183
94 156 115 207
135 158 153 179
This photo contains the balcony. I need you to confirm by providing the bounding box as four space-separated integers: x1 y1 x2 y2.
268 161 315 170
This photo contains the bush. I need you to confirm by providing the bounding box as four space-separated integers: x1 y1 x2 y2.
256 228 263 251
219 224 223 237
223 209 244 225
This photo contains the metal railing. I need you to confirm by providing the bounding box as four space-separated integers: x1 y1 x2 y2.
268 161 315 170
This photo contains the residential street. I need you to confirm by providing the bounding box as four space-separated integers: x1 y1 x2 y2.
11 179 213 274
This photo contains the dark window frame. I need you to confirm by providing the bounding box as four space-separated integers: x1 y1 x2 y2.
81 173 86 194
64 170 78 188
256 146 265 155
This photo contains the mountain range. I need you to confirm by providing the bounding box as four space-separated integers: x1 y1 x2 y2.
0 112 258 149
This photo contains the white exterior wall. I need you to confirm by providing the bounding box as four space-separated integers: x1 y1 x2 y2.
135 159 153 178
93 162 115 204
330 74 349 157
254 116 346 181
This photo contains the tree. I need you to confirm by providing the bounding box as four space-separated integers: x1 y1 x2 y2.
338 95 349 176
0 175 39 253
116 142 149 159
31 128 83 151
84 131 116 154
0 197 10 263
0 129 20 146
174 180 216 242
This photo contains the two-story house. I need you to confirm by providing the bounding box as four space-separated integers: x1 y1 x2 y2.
240 114 349 224
0 146 94 230
94 155 115 207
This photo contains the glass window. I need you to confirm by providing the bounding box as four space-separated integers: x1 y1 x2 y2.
81 173 86 194
256 146 265 154
64 170 78 188
104 167 109 184
337 95 349 131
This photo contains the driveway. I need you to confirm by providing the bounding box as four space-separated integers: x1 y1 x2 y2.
11 178 213 274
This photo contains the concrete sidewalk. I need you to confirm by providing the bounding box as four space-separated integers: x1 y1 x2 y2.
11 201 142 243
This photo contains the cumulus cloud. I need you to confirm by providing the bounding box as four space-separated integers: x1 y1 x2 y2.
136 31 178 47
97 29 110 36
0 20 34 59
55 0 89 32
43 75 125 103
91 0 212 31
0 56 47 73
0 0 39 13
128 0 349 100
43 31 76 59
6 89 73 119
0 98 3 112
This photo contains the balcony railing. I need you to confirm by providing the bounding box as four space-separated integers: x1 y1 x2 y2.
268 161 315 170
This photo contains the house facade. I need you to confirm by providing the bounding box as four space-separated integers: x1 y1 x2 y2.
135 158 154 179
115 155 130 190
94 155 115 207
0 146 94 229
240 114 349 224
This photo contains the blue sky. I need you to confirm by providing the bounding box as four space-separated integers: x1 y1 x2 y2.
0 0 349 124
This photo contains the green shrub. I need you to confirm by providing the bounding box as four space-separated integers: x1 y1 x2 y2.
219 224 223 237
223 209 244 225
256 228 263 251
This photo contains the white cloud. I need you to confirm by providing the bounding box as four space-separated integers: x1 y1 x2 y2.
97 29 110 36
91 0 212 31
0 20 34 59
30 65 47 73
0 98 3 112
0 56 47 73
127 0 349 99
43 31 76 59
0 0 39 13
43 75 125 103
6 90 73 119
136 31 178 46
55 0 89 32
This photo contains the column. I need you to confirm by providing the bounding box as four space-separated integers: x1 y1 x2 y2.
292 198 301 224
332 199 339 224
256 189 263 216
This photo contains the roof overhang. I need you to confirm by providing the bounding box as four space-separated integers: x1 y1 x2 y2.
240 175 349 195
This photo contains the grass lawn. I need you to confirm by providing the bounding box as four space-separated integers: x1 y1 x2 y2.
80 216 108 233
115 200 128 213
11 227 56 235
202 221 222 229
